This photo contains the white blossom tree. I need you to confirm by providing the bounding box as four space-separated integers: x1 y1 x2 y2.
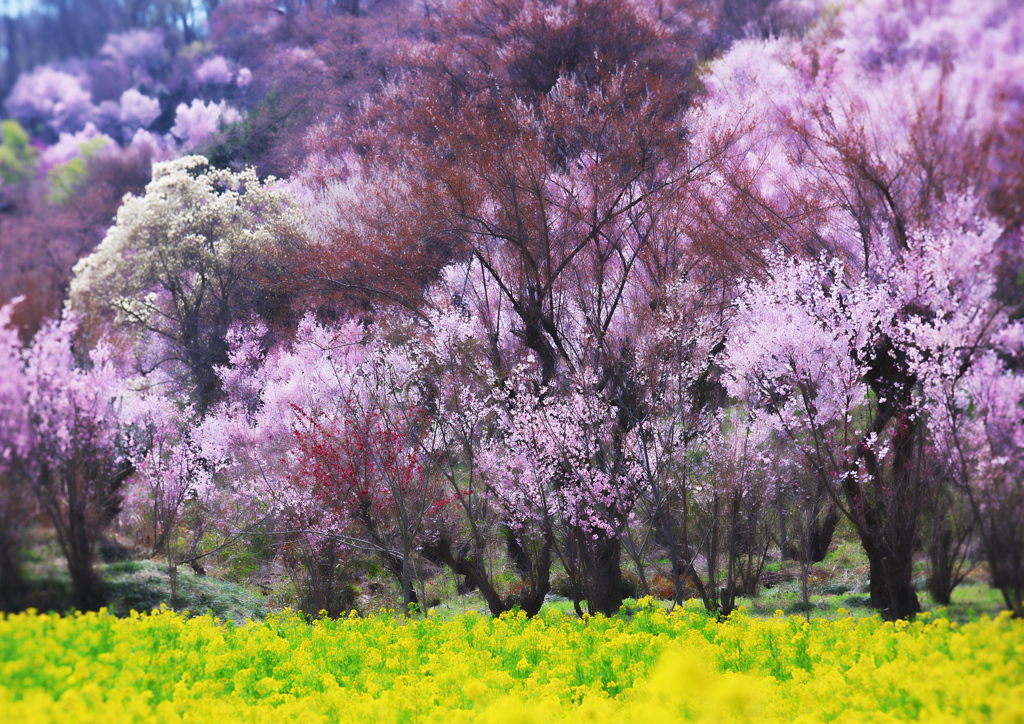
68 155 303 409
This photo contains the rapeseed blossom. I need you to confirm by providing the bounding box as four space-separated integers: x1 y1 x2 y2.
0 601 1020 722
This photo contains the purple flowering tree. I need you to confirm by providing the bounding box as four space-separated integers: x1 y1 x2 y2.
6 312 136 611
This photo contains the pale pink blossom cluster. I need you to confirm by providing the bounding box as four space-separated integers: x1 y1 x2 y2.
118 88 162 132
170 99 244 151
198 315 372 543
689 0 1023 262
100 29 166 74
5 67 94 134
725 198 1009 455
195 55 235 86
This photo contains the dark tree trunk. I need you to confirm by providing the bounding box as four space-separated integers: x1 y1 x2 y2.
379 550 418 607
63 472 106 612
924 485 973 607
505 528 532 576
792 508 840 563
423 534 507 616
0 545 25 613
839 402 923 621
300 543 351 618
66 540 105 612
864 541 920 621
986 527 1024 619
517 535 551 618
585 535 623 616
927 529 961 606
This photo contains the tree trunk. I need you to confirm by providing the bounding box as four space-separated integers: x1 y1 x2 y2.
380 550 418 608
585 535 623 616
422 534 507 616
0 544 25 612
987 528 1024 619
401 551 415 613
65 484 106 612
67 543 105 611
927 530 955 606
518 536 551 617
863 541 920 621
806 508 840 563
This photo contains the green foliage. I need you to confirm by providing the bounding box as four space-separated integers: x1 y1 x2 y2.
0 120 38 186
45 136 110 204
102 560 268 621
202 92 290 174
219 531 277 583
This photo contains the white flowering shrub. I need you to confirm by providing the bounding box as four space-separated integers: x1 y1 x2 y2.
68 155 303 407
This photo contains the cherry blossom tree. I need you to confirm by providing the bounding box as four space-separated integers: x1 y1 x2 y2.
684 0 1024 280
725 199 1011 620
0 301 34 611
206 0 416 177
929 353 1024 617
681 0 1024 620
196 317 356 615
412 279 524 617
288 0 717 615
119 393 224 607
4 66 94 138
169 99 243 151
726 249 920 619
200 314 448 614
118 89 162 135
475 366 647 617
701 410 778 615
617 272 725 610
13 312 135 611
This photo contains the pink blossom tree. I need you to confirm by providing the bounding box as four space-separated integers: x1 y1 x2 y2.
412 276 529 616
685 0 1024 274
201 315 448 614
0 301 34 610
195 317 354 615
687 0 1024 620
119 393 225 607
475 365 647 616
618 272 780 616
4 66 95 137
928 354 1024 617
169 99 243 151
725 200 1009 620
12 312 135 611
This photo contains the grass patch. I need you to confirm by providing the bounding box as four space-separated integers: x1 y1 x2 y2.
103 560 268 621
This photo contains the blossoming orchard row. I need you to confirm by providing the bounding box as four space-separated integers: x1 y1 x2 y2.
2 0 1023 623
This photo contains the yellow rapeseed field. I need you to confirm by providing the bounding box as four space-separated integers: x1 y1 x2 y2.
0 599 1021 723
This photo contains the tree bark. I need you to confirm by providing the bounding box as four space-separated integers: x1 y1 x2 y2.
863 540 920 621
584 535 623 616
422 534 508 616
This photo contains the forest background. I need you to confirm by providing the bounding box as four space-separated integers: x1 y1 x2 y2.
0 0 1022 626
